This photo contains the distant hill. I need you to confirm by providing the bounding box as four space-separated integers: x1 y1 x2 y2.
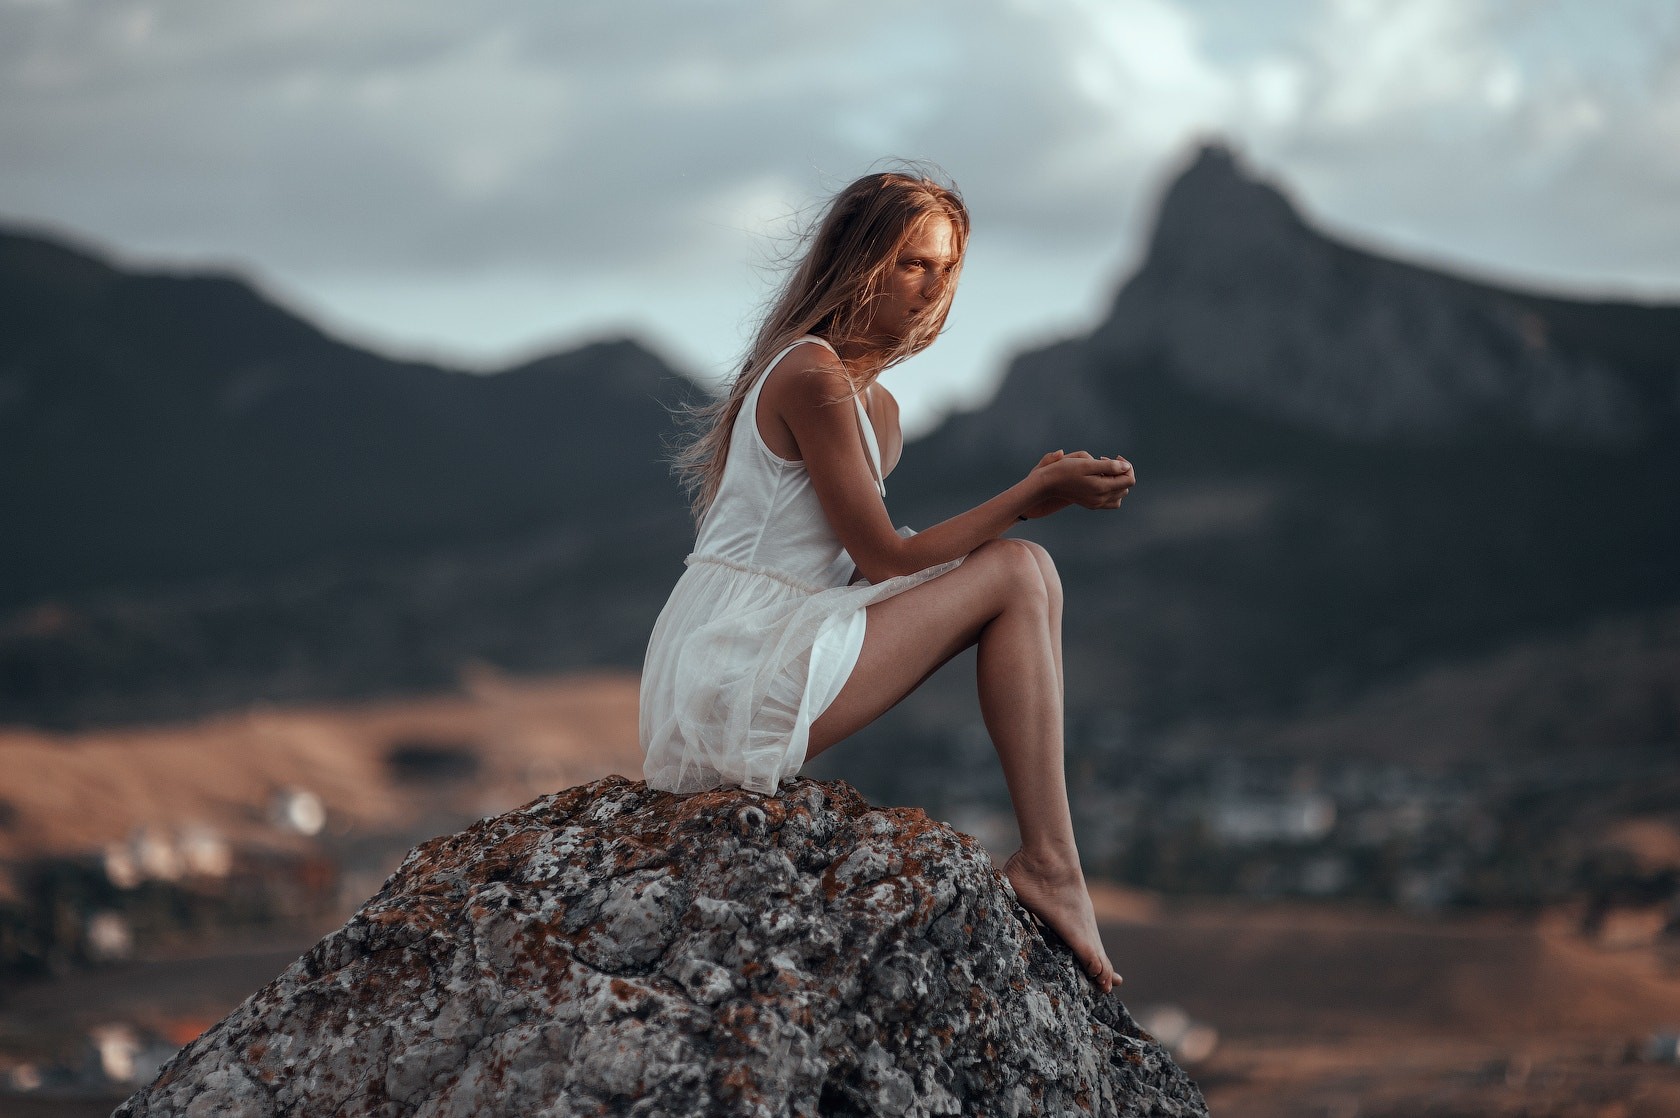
926 145 1673 465
887 142 1679 747
1 144 1676 769
0 226 701 605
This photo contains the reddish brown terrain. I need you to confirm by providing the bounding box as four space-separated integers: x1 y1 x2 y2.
3 672 1678 1115
1095 897 1680 1117
0 665 646 875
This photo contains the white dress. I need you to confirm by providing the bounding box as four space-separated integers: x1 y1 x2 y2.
639 335 966 795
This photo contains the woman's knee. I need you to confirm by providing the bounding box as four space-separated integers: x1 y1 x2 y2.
1014 539 1063 606
970 538 1050 607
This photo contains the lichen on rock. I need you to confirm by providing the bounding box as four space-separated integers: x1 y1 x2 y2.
115 775 1209 1117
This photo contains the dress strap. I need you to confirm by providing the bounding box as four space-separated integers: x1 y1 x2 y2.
852 390 887 497
751 334 886 498
746 336 822 409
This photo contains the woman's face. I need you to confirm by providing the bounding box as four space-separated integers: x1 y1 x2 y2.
867 213 959 344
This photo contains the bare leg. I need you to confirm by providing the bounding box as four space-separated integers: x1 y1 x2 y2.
1016 539 1064 695
807 538 1118 992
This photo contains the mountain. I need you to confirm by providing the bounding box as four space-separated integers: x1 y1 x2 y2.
919 144 1677 467
0 225 702 606
890 142 1680 744
2 143 1676 771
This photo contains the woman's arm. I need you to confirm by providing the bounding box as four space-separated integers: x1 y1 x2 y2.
780 358 1132 583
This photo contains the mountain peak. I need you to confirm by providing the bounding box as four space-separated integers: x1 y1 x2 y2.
1144 140 1310 270
1091 139 1649 447
0 220 123 304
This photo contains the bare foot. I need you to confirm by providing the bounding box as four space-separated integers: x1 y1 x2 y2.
1002 848 1121 993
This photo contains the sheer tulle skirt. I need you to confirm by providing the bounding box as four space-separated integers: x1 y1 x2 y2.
639 552 965 795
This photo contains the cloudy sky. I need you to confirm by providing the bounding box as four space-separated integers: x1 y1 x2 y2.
4 0 1677 434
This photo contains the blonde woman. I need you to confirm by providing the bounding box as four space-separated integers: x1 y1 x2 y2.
641 168 1134 992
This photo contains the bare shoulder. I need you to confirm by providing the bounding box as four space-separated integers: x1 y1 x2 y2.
755 339 854 460
767 340 853 411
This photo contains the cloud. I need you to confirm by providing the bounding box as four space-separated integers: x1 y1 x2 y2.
0 1 1242 271
2 0 1676 430
1217 0 1680 293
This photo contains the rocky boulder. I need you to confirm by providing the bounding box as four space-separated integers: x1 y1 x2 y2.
115 775 1209 1117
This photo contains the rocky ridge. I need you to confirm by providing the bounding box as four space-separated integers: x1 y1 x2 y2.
1095 144 1647 445
114 774 1208 1117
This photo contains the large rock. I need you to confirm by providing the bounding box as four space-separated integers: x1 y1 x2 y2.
114 775 1209 1117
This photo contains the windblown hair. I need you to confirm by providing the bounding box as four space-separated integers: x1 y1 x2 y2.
667 165 969 527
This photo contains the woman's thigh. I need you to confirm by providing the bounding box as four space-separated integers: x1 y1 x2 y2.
805 538 1048 760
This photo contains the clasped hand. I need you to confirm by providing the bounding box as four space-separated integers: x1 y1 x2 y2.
1020 449 1135 519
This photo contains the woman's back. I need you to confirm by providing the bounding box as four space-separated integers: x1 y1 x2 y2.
689 335 885 593
639 336 958 796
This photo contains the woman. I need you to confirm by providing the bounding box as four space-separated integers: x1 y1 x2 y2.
641 168 1134 992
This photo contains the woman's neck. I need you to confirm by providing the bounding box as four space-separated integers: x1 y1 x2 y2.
817 334 887 380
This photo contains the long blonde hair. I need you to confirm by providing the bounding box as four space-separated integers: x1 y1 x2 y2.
667 166 970 526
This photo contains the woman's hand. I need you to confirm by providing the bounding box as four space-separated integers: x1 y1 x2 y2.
1019 451 1074 519
1026 449 1135 514
1088 454 1136 509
